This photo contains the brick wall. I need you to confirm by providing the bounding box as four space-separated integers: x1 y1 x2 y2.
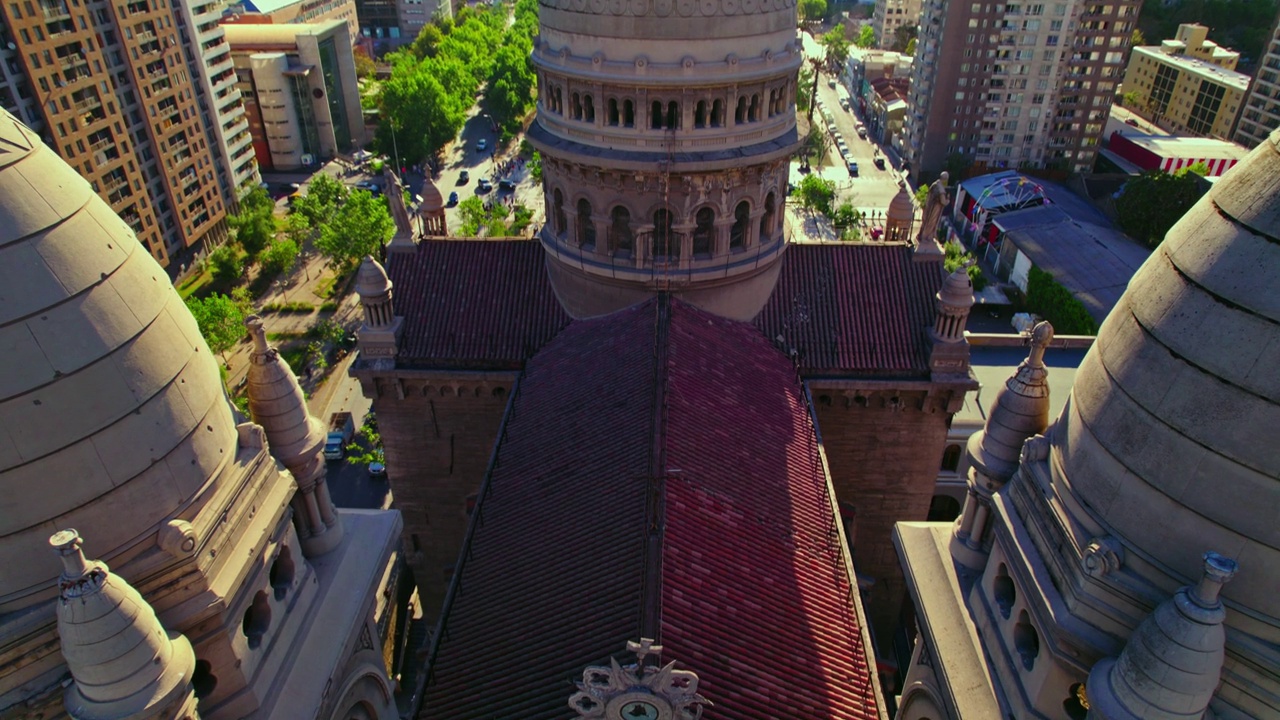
812 387 954 646
365 374 513 621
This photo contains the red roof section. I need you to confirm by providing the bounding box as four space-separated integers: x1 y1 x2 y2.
756 244 942 377
420 297 880 719
386 239 571 368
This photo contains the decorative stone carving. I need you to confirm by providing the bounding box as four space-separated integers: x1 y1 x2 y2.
569 639 711 719
1019 434 1050 464
237 422 268 449
158 519 198 557
1083 536 1124 578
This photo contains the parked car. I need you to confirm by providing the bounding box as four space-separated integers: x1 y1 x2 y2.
873 154 886 169
1125 118 1140 127
839 98 850 111
476 138 488 152
847 161 859 177
458 170 470 185
857 126 868 139
476 178 493 193
354 180 382 196
447 191 459 206
827 78 837 88
368 462 387 479
498 178 516 191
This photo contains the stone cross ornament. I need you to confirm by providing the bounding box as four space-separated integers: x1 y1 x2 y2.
569 639 711 720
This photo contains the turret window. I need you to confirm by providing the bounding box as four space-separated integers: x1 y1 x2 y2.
735 96 746 124
609 206 633 256
607 98 619 126
760 192 777 241
576 199 595 247
748 93 760 122
693 207 714 257
583 94 595 123
730 200 749 249
694 100 707 128
651 100 663 129
571 92 583 120
553 188 566 237
711 99 724 127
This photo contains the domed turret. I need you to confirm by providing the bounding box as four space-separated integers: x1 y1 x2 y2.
0 108 239 611
528 0 802 320
886 180 916 242
418 177 447 238
52 529 198 720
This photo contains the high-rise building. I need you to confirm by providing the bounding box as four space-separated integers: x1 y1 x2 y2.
872 0 922 49
1121 24 1249 139
1233 11 1280 149
0 0 254 267
904 0 1140 179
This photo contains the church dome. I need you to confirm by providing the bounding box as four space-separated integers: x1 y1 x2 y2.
1051 132 1280 627
419 177 445 213
0 110 239 610
888 183 916 224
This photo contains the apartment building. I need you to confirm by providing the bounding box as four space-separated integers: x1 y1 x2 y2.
1122 43 1249 138
224 19 364 170
224 0 358 45
1234 11 1280 148
872 0 921 49
903 0 1140 179
0 0 247 266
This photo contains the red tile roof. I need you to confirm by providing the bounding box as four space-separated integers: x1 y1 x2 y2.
756 244 943 377
420 297 880 720
387 239 571 368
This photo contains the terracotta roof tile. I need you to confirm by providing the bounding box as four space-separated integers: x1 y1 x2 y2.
421 298 879 719
756 244 942 377
387 239 571 368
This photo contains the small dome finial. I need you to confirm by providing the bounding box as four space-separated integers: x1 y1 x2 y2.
245 314 269 354
1026 321 1054 368
49 529 88 578
1191 551 1238 609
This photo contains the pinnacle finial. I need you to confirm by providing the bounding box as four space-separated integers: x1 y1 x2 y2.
1190 551 1238 609
245 314 270 354
49 529 88 578
1026 321 1054 368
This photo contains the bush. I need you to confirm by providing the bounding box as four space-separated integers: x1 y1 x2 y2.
261 301 315 314
319 301 340 312
1025 266 1098 335
208 245 244 284
259 237 300 277
796 174 837 216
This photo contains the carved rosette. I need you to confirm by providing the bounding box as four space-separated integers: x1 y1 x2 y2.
1082 536 1124 578
569 639 711 720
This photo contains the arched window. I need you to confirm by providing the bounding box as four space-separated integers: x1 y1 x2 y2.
927 495 961 522
576 198 595 247
553 188 566 237
941 443 962 472
1014 610 1040 670
609 206 633 256
607 98 619 126
760 191 776 242
734 96 746 124
652 207 676 259
242 590 271 650
711 99 724 127
694 100 707 128
583 94 595 123
730 200 749 249
651 100 663 129
623 99 635 127
693 207 714 257
571 92 582 120
269 547 296 601
994 564 1016 619
192 659 217 698
748 93 760 122
666 101 679 129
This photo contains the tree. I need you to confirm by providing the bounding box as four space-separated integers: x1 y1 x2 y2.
282 212 312 246
1120 90 1144 108
259 237 299 277
487 41 536 133
378 56 469 163
292 174 347 226
208 244 243 283
796 174 837 216
798 0 826 25
856 24 876 49
914 183 929 206
353 46 377 78
904 37 917 55
316 190 396 270
228 186 276 257
410 23 445 59
345 412 385 466
797 63 815 113
820 25 851 72
1131 27 1145 47
186 293 245 363
1113 170 1203 248
831 202 861 228
892 24 918 52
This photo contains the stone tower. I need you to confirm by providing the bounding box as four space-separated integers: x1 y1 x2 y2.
417 179 447 238
885 180 916 242
527 0 803 321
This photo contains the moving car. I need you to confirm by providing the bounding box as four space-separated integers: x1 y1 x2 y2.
447 191 459 206
498 179 516 192
476 138 488 152
368 462 387 479
873 154 886 169
476 178 493 193
857 126 868 139
354 180 382 196
847 161 859 177
458 170 470 185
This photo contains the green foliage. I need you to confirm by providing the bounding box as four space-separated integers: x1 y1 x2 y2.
1131 27 1144 47
261 301 316 313
1180 161 1209 177
230 286 255 315
1026 266 1098 336
856 24 876 49
509 204 535 235
831 202 861 228
798 0 826 23
319 300 340 312
292 174 348 226
943 242 987 292
528 150 542 182
796 174 837 216
316 189 396 271
185 293 246 359
820 25 851 70
1114 170 1203 248
915 183 929 206
904 37 916 55
282 212 312 247
345 412 385 466
312 317 348 345
797 64 815 112
1120 90 1143 108
259 237 299 277
379 56 470 163
892 24 917 52
228 187 276 257
208 244 244 283
967 264 987 292
353 46 377 78
306 340 328 371
410 23 445 59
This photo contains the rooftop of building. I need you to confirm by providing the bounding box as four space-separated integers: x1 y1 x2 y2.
1107 130 1249 160
1131 45 1251 90
221 18 346 47
953 342 1087 428
386 238 943 378
420 296 882 719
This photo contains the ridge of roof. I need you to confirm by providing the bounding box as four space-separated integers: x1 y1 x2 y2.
420 296 880 719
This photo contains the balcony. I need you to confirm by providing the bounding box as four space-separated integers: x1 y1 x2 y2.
73 95 102 112
151 76 172 94
58 53 88 71
125 0 149 14
102 174 128 193
40 1 70 19
89 135 113 152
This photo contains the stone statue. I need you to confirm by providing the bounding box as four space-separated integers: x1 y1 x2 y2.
384 166 414 239
917 171 950 246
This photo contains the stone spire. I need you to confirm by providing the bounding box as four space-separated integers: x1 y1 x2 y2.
417 176 447 239
355 256 403 359
244 316 343 556
886 178 916 243
51 530 200 720
952 321 1054 571
927 269 975 377
385 166 416 252
1086 552 1238 720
